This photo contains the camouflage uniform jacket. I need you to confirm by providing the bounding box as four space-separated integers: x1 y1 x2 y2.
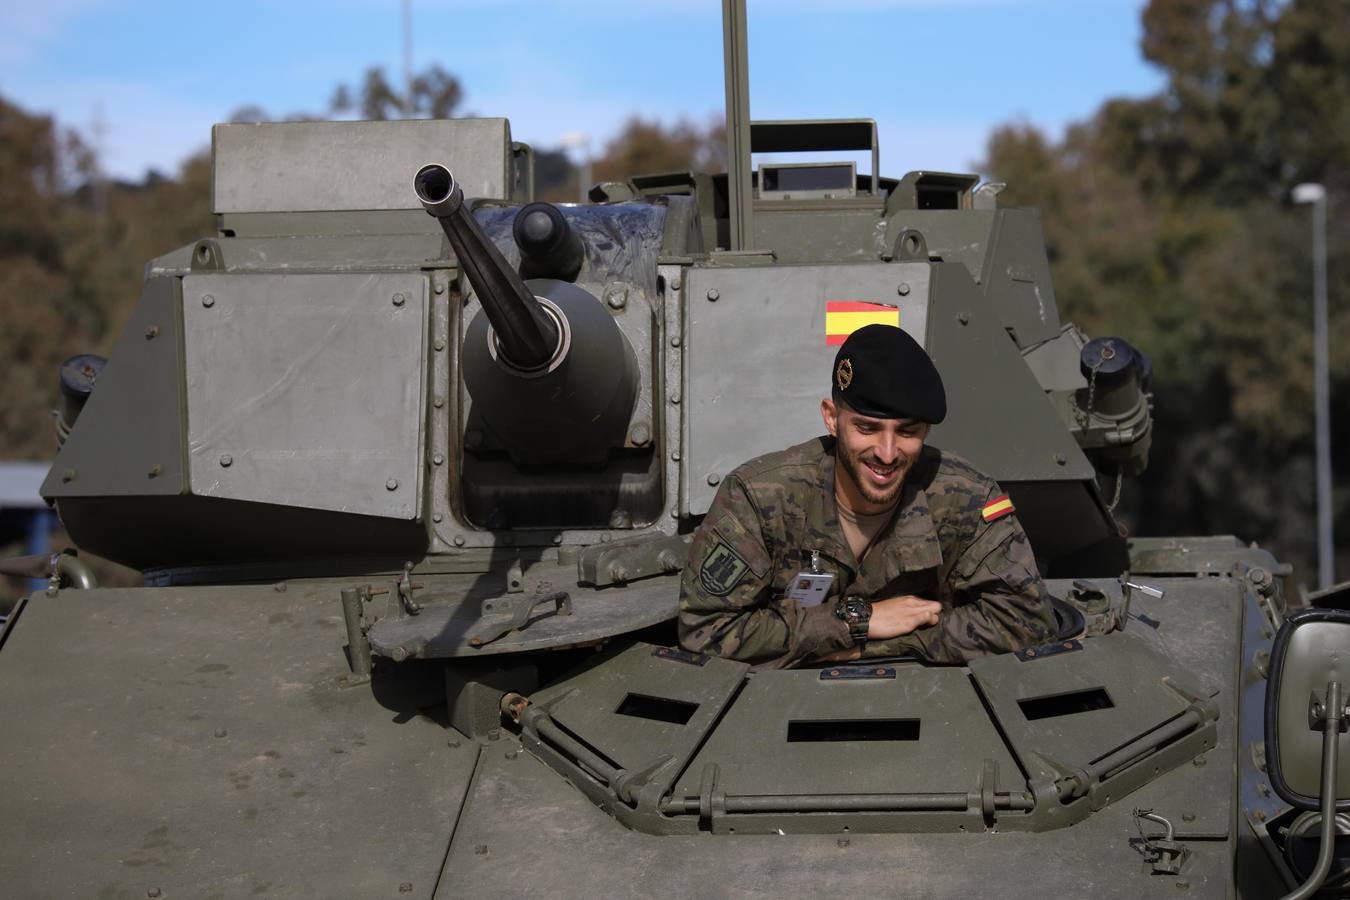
678 436 1056 668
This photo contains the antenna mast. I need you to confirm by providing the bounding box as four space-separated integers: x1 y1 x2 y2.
721 0 753 250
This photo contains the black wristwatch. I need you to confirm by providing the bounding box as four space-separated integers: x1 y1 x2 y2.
834 595 872 644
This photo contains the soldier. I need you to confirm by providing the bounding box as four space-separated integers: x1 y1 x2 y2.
678 323 1057 668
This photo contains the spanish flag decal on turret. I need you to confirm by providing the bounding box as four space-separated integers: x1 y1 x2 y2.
982 495 1015 522
825 301 899 345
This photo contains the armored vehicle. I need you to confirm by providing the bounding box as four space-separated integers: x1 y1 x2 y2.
3 4 1348 897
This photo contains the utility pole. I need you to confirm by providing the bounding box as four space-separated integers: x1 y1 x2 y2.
1293 182 1334 590
403 0 414 115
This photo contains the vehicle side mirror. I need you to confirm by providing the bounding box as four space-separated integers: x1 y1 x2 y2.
1264 607 1350 899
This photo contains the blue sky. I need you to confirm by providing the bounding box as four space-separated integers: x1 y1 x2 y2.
0 0 1163 182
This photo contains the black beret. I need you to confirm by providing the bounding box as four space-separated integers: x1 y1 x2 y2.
831 324 947 423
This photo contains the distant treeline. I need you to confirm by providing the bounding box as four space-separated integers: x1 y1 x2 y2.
0 0 1344 586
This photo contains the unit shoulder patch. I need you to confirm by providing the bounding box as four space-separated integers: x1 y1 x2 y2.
698 540 752 596
981 494 1015 523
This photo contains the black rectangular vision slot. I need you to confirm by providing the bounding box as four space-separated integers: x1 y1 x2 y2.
615 693 699 726
786 719 920 743
1018 687 1115 722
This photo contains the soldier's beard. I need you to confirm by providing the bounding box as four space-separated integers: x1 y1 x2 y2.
835 443 909 512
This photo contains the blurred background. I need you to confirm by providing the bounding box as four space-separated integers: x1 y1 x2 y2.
1 0 1345 604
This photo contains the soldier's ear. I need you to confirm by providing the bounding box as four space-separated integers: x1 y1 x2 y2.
820 398 839 437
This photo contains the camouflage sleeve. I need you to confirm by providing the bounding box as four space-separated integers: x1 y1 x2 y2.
867 486 1056 663
678 475 853 668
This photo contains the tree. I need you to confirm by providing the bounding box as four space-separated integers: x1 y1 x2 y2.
329 64 463 121
981 0 1350 584
591 116 724 183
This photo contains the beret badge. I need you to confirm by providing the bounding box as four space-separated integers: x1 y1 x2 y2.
835 357 854 391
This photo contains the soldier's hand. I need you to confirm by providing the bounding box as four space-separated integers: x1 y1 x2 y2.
867 595 941 640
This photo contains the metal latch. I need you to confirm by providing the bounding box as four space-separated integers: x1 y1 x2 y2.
468 591 572 647
1131 809 1191 875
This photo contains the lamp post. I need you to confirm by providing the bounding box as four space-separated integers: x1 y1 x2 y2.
1293 182 1334 589
561 131 591 204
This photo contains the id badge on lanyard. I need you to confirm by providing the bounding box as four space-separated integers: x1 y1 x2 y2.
785 549 834 608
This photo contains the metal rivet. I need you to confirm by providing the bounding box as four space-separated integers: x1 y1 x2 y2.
669 393 681 405
147 464 162 478
432 453 444 466
606 290 626 310
897 283 910 296
392 292 407 307
837 838 850 848
144 326 159 339
671 451 681 462
505 748 520 759
447 738 461 748
434 283 445 294
219 454 233 468
61 467 76 482
1182 812 1196 822
385 478 399 491
453 535 465 547
474 844 489 856
957 312 971 325
1175 879 1189 890
434 396 445 409
670 336 681 347
707 473 720 486
670 278 682 291
600 533 612 543
552 535 562 545
434 338 445 351
273 582 287 592
214 728 228 738
201 294 215 308
1054 453 1067 465
706 288 720 301
1192 754 1207 767
399 883 413 894
432 513 443 523
147 889 162 898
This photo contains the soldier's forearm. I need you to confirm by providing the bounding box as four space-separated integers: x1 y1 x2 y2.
678 601 852 668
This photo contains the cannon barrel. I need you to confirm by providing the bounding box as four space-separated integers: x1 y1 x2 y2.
413 164 560 370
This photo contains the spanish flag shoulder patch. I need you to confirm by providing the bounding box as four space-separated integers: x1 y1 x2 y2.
981 495 1014 522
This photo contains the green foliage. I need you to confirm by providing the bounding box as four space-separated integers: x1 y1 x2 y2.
329 64 463 121
0 98 210 463
983 0 1350 583
592 116 725 183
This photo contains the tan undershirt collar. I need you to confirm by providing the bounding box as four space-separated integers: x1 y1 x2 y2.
835 492 900 563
